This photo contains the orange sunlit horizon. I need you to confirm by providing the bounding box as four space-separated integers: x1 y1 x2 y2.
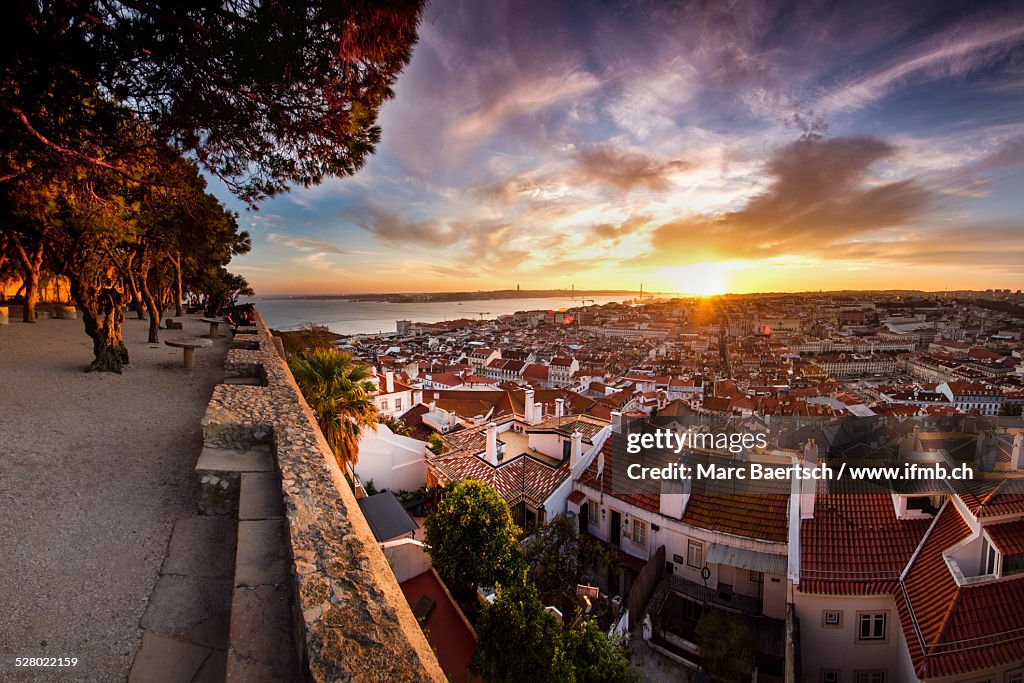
221 0 1024 298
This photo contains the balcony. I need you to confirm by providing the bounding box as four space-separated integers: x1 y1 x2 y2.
668 573 762 616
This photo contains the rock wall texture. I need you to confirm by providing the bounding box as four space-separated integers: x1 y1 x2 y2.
201 316 446 682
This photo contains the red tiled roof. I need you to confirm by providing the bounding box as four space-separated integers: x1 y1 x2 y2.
952 480 1024 518
576 439 788 543
568 490 586 505
986 519 1024 556
895 502 1024 678
800 492 930 595
428 424 571 509
577 439 659 514
682 493 789 543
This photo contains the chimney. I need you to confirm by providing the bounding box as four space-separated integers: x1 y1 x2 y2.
385 371 395 394
570 431 583 468
524 389 535 423
485 422 498 463
659 475 690 519
555 398 565 418
611 411 624 434
533 401 543 425
800 439 817 519
1014 433 1024 471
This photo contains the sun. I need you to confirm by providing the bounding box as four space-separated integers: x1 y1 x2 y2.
666 262 730 296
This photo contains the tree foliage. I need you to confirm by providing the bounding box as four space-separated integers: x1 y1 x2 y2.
2 0 424 369
424 480 523 596
3 0 426 202
473 578 638 683
380 414 413 436
288 348 378 474
563 617 639 683
695 610 755 683
471 576 573 683
522 514 621 604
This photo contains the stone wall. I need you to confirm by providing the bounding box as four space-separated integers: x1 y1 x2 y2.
201 315 446 682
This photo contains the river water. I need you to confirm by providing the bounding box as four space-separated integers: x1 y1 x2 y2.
243 295 626 336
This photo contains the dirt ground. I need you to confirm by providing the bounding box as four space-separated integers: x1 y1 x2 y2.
0 311 229 681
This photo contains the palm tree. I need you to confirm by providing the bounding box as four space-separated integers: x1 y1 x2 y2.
288 348 378 476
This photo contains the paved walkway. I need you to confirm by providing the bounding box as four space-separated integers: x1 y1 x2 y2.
0 310 230 681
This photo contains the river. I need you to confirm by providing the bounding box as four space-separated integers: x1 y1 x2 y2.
243 295 626 336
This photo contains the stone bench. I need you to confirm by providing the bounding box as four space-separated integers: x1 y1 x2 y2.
165 337 213 369
201 317 229 338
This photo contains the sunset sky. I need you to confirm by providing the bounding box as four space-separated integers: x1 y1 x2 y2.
223 0 1024 296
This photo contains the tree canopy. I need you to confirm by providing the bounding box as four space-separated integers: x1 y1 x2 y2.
472 576 638 683
695 610 755 683
423 480 524 597
1 0 424 370
522 513 620 605
3 0 425 202
288 348 378 474
471 577 574 683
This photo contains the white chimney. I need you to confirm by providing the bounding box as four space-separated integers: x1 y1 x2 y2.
570 431 583 468
1013 433 1024 470
385 371 395 394
533 401 543 425
485 422 498 463
611 411 624 433
524 389 535 423
555 398 565 418
800 439 818 519
659 476 690 519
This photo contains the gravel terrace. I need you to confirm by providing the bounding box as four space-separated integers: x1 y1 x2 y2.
0 310 229 682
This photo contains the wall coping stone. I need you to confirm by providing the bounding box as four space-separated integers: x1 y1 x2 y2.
201 313 446 682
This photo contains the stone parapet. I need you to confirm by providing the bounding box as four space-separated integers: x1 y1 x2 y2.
201 313 446 682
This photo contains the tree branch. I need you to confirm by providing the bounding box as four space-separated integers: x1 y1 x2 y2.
4 105 161 186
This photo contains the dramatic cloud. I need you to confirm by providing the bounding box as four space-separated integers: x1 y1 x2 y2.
266 233 347 254
816 19 1024 115
223 0 1024 294
353 206 460 247
573 147 689 192
592 214 652 242
650 135 939 260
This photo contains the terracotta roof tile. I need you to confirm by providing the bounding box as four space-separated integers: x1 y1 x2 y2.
986 519 1024 556
682 493 789 543
800 491 930 595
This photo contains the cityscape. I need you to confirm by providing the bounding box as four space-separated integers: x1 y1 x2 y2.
2 0 1024 682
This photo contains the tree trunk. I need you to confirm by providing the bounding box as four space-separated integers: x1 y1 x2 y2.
139 264 161 344
9 233 45 323
169 251 184 317
128 270 145 320
70 277 129 373
22 269 39 322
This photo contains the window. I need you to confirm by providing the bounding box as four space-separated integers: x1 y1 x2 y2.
632 520 647 546
687 540 703 569
1004 552 1024 576
1006 669 1024 683
855 672 885 683
587 499 598 525
821 671 839 683
857 612 887 641
380 399 389 410
749 570 763 584
394 398 402 411
823 610 842 627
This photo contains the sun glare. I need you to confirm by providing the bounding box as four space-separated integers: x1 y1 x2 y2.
665 262 730 296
